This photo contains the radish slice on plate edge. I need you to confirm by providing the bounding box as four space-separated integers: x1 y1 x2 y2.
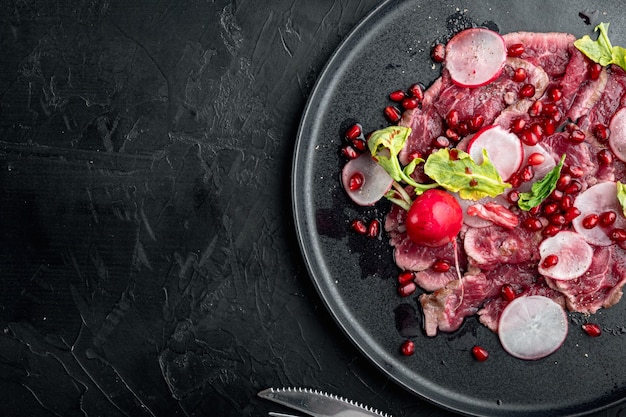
341 153 393 206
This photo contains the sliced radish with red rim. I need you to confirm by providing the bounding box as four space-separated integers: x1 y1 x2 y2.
467 125 524 181
498 295 568 360
609 107 626 162
538 231 593 280
572 182 626 246
444 28 507 88
341 153 393 206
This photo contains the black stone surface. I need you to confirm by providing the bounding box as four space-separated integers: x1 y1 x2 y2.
0 1 624 416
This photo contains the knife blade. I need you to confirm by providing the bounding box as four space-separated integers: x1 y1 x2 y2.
258 387 393 417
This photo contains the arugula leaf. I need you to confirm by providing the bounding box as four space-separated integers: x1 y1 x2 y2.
574 22 626 71
617 181 626 217
518 154 566 211
423 148 510 200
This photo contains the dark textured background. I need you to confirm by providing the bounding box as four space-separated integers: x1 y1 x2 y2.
0 1 624 416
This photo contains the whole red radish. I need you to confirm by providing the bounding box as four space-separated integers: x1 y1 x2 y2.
406 189 463 247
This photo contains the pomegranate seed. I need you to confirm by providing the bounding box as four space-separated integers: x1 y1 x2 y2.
530 123 544 139
511 118 526 133
542 254 559 268
569 129 586 143
341 145 359 160
398 282 417 297
445 128 460 141
457 121 470 136
432 259 451 273
507 43 525 57
542 102 559 118
594 124 610 142
600 211 617 227
446 109 460 129
512 67 527 82
528 100 543 117
449 149 459 160
351 219 367 234
367 219 381 238
501 285 517 301
431 43 446 63
520 165 534 182
565 122 579 133
402 97 419 110
398 271 414 285
352 138 366 152
408 151 422 161
349 172 364 191
528 152 545 166
507 190 520 204
610 228 626 242
548 86 563 102
389 89 406 102
543 118 557 135
556 174 572 191
559 195 574 210
345 123 362 141
401 340 415 356
598 149 613 165
521 129 539 146
588 62 602 80
543 202 559 216
408 83 424 101
469 114 485 132
569 166 584 178
519 83 536 98
550 189 565 201
472 345 489 362
469 178 479 187
565 180 582 195
384 106 401 123
508 173 522 188
434 136 450 148
582 213 599 229
542 224 561 237
529 205 542 216
548 213 566 226
522 217 543 231
582 323 602 337
564 207 581 223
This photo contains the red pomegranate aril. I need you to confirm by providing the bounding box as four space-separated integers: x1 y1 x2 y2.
402 97 419 110
550 189 565 201
542 254 559 268
398 282 417 297
598 149 613 165
521 129 539 146
511 118 526 133
457 121 470 136
384 106 402 123
345 123 362 141
529 100 543 117
549 213 566 226
367 219 381 238
530 123 544 138
446 109 460 129
472 345 489 362
341 145 359 160
349 172 364 191
432 259 451 273
351 138 366 152
408 151 422 162
548 86 563 102
398 271 415 285
542 102 559 118
565 122 579 133
432 43 446 63
560 195 574 210
469 114 485 132
564 207 581 223
351 219 368 234
593 124 610 142
508 173 522 188
389 89 406 102
542 224 561 237
507 190 520 204
582 213 600 229
401 339 415 356
507 43 525 57
568 166 584 178
589 62 602 80
544 118 557 135
434 136 450 148
600 211 617 227
501 284 517 301
519 83 536 98
528 152 546 166
610 228 626 242
565 180 582 194
523 217 543 231
512 67 527 82
521 165 534 182
556 174 572 191
445 128 460 141
408 83 424 101
582 323 602 337
529 205 542 216
569 129 586 143
543 202 559 216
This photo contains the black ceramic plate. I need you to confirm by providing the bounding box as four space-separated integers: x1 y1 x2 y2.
292 1 626 416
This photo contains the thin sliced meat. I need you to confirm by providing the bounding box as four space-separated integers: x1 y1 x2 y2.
466 202 519 229
464 224 542 270
566 67 608 122
413 270 457 292
502 32 575 77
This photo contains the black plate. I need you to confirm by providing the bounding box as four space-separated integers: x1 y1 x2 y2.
292 1 626 416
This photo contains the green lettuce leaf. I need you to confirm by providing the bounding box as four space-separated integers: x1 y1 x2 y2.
574 22 626 71
518 154 566 211
423 148 510 200
617 181 626 217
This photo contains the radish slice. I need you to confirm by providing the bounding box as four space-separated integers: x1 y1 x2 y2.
341 153 393 206
517 143 556 192
444 28 507 87
609 107 626 162
572 182 626 246
498 295 568 360
538 231 593 280
467 125 523 181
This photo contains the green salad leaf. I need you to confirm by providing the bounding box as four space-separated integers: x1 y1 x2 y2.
518 154 566 211
574 22 626 71
423 148 510 200
617 181 626 217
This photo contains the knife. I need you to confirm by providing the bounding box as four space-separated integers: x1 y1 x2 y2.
258 387 392 417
